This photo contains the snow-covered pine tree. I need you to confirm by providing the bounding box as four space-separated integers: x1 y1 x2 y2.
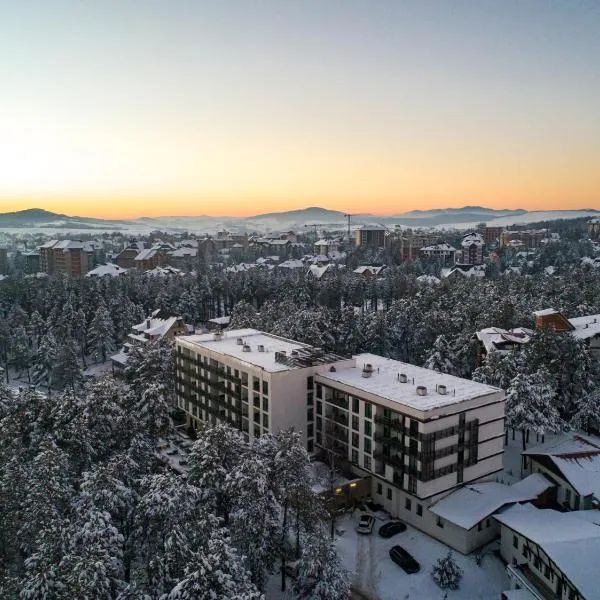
294 532 351 600
424 334 459 376
32 331 57 393
54 338 83 390
136 383 172 440
11 325 34 383
431 550 463 591
89 301 116 363
571 389 600 435
506 368 562 451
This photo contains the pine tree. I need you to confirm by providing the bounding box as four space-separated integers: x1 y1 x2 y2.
11 325 34 383
431 551 463 591
294 533 351 600
506 368 562 451
424 334 459 375
32 331 57 393
136 383 172 440
89 302 116 363
571 389 600 434
54 338 83 390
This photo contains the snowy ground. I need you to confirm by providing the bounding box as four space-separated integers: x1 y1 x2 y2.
82 359 113 378
335 511 507 600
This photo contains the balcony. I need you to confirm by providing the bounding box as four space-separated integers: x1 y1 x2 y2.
326 395 349 410
374 414 405 432
325 409 349 426
374 450 404 469
374 432 404 449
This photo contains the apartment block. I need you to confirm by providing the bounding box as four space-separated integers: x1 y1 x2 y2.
313 354 504 547
39 240 90 278
175 330 505 550
175 329 353 447
355 225 387 248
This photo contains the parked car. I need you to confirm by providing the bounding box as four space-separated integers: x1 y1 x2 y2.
389 545 420 574
356 514 375 534
378 520 407 538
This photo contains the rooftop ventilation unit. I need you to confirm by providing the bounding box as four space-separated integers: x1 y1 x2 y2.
257 344 265 352
362 363 374 378
416 385 428 396
329 365 337 372
236 337 244 345
291 350 299 357
242 344 251 352
398 373 408 383
213 332 223 341
437 384 448 395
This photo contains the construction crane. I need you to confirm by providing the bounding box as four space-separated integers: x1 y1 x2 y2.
344 214 357 242
304 224 330 242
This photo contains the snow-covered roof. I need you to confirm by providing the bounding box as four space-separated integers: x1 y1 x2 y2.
135 248 159 261
420 243 457 252
53 240 85 250
475 327 533 354
532 308 558 317
441 265 485 279
495 504 600 600
132 316 182 339
353 265 385 276
110 348 129 365
568 314 600 340
317 353 501 412
277 259 305 269
40 239 58 249
523 433 600 498
460 232 484 247
308 264 336 279
429 473 554 530
178 328 342 373
144 266 183 277
358 224 387 231
169 247 197 258
208 316 231 325
86 263 128 278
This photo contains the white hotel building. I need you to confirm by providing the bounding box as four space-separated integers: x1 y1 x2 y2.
175 329 505 551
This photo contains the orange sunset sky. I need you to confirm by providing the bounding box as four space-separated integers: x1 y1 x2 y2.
1 1 599 219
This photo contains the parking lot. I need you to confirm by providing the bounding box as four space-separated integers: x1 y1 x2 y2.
335 510 508 600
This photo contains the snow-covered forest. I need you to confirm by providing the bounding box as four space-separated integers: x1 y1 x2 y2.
0 343 349 599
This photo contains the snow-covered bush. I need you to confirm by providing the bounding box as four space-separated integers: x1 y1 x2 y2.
431 551 463 590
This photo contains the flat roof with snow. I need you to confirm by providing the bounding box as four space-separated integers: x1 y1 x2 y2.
177 328 346 373
317 353 501 411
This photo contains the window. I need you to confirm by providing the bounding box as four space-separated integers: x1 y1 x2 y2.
477 522 482 532
364 402 372 419
513 535 519 549
307 439 313 453
241 372 248 386
364 455 372 471
262 381 269 395
410 419 418 437
262 397 269 411
307 423 313 438
316 400 322 415
566 488 571 505
307 392 314 406
352 433 359 448
533 557 540 570
316 383 322 399
364 438 372 454
254 410 260 424
364 421 372 437
376 483 382 495
437 516 444 528
316 417 322 431
234 369 239 378
307 408 314 422
262 413 268 428
408 476 417 494
316 432 322 444
351 449 359 464
352 415 359 431
523 547 529 559
307 376 314 390
253 394 260 408
252 376 260 391
417 504 423 517
544 565 551 579
405 497 411 510
486 518 490 528
253 425 260 438
352 397 359 413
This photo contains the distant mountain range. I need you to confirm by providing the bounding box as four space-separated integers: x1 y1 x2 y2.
0 205 598 233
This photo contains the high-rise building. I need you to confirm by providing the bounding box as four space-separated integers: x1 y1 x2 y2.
355 225 387 248
39 240 90 278
457 232 485 265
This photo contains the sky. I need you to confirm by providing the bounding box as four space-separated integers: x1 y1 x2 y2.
0 0 599 219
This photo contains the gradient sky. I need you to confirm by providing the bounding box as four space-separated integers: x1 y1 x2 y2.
1 0 599 218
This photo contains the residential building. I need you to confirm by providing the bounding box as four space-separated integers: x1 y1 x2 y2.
111 311 186 372
441 264 486 279
522 433 600 510
116 240 145 269
314 238 341 255
352 265 385 278
475 327 533 360
457 232 485 265
39 240 90 277
133 245 171 271
313 354 505 550
0 248 8 274
533 308 600 358
588 218 600 240
175 329 353 447
396 233 439 262
86 263 128 278
501 230 547 249
355 224 387 248
419 243 457 264
22 251 40 273
484 226 505 245
496 503 600 600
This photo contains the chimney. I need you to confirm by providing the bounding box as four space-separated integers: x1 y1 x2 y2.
416 386 427 396
236 337 244 345
437 384 447 395
242 344 251 352
258 344 265 352
362 363 374 378
398 373 408 383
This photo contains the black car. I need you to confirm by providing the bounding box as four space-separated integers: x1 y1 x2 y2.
389 545 420 574
378 520 407 538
